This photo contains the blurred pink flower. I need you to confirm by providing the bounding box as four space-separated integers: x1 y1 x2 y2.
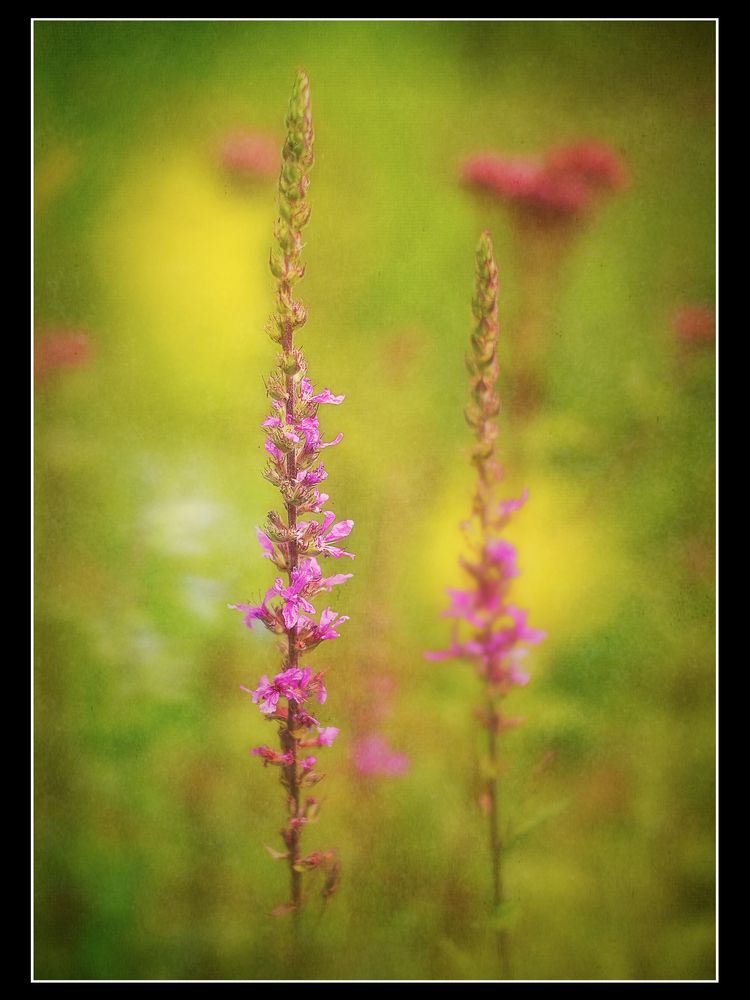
219 131 278 179
315 726 340 747
34 329 91 381
461 139 628 220
252 745 293 766
545 140 630 192
352 734 410 777
673 305 716 345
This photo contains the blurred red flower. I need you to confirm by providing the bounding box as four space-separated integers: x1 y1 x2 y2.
673 305 716 345
219 131 278 180
461 139 628 220
34 329 91 382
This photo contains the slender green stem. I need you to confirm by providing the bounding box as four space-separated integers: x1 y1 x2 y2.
486 705 511 977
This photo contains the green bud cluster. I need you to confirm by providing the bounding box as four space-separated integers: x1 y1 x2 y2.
268 70 315 350
465 231 501 484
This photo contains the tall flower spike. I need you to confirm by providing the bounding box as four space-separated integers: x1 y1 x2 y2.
230 70 351 916
427 232 545 975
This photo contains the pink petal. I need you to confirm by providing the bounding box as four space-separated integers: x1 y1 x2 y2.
498 489 529 517
510 667 531 686
323 545 355 559
229 602 266 629
319 608 336 630
311 388 344 404
424 649 454 662
319 511 336 535
256 528 276 559
264 438 284 461
282 602 299 629
325 518 354 542
317 726 339 746
319 432 344 449
303 556 323 579
321 572 353 588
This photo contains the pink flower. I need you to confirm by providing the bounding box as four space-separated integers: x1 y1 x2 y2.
242 666 328 716
294 706 321 728
295 415 343 453
228 601 275 630
530 171 590 214
460 606 546 663
303 556 353 593
314 511 355 559
264 438 285 462
315 726 340 747
310 607 350 642
461 140 627 220
243 676 281 715
256 528 277 560
252 745 293 766
219 131 278 179
462 154 590 216
230 74 352 911
427 588 538 676
497 490 529 519
427 232 545 945
485 539 520 578
300 377 344 405
299 488 330 514
262 411 301 454
443 588 494 628
296 464 328 486
506 649 531 688
352 735 410 777
35 329 92 381
546 140 629 191
461 155 542 200
264 564 317 629
673 305 716 345
505 605 547 646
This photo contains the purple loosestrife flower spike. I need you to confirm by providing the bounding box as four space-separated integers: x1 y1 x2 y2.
230 70 351 916
427 231 545 975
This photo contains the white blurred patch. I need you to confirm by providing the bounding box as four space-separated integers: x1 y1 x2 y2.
141 497 225 557
182 575 224 621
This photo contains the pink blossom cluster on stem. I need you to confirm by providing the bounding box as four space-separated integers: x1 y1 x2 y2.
427 232 545 972
427 232 545 708
229 70 348 914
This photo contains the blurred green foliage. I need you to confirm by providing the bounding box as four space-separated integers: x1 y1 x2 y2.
34 20 715 980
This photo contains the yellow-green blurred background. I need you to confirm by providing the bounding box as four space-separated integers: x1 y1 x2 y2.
34 20 715 981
